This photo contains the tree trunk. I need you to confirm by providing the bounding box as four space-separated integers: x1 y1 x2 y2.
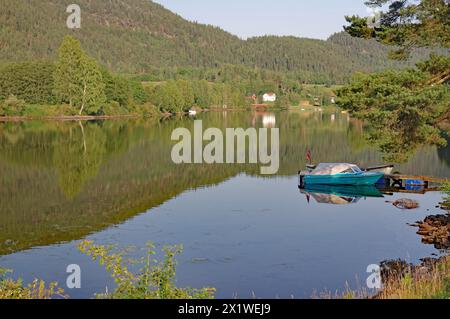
78 121 87 154
427 69 450 86
79 82 87 115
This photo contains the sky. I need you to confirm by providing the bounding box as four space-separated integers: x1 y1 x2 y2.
154 0 370 40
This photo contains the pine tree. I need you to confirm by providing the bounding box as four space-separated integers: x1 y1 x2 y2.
344 0 449 59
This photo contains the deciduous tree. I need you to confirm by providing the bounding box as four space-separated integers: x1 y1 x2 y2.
54 36 105 115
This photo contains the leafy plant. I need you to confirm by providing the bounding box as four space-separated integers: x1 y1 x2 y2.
78 241 215 299
0 267 66 299
0 61 56 104
442 182 450 209
443 182 450 197
0 95 26 116
53 36 106 115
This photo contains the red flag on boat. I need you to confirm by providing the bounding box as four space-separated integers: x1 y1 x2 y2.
306 149 312 164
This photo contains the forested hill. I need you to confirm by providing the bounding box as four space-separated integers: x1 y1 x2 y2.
0 0 425 83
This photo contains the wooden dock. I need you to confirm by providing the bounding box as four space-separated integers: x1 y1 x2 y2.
380 186 442 195
384 174 449 188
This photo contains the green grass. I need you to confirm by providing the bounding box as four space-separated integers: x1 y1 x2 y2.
376 256 450 299
317 256 450 299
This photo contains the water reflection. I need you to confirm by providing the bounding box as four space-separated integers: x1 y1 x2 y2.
0 111 449 256
300 185 384 205
0 110 448 298
54 122 107 199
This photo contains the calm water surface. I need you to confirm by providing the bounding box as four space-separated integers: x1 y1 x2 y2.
0 111 449 298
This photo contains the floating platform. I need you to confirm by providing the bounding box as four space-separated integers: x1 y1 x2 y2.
383 174 449 188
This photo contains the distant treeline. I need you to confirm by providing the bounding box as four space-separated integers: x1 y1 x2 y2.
0 59 266 116
140 64 340 108
0 38 253 116
0 0 431 85
0 36 341 116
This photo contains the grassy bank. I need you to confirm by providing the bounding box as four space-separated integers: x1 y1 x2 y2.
375 256 450 299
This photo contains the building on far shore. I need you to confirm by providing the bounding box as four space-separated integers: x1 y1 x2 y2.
262 93 277 102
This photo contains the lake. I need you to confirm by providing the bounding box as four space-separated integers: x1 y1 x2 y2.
0 110 449 298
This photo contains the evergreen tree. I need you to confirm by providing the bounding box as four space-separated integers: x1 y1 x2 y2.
344 0 449 59
339 0 450 161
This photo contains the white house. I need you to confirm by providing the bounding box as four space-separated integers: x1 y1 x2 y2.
262 93 277 102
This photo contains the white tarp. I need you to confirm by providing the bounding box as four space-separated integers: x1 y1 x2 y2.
309 193 360 205
309 163 360 176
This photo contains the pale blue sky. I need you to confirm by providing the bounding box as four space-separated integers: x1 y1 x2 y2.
154 0 369 40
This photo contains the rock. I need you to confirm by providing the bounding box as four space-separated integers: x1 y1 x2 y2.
392 199 420 210
412 214 450 250
4 239 14 246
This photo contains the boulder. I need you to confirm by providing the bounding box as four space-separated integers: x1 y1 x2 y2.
392 199 420 210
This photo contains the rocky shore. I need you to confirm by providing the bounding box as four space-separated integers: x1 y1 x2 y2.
412 214 450 250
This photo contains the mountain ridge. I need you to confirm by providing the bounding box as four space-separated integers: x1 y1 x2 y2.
0 0 425 83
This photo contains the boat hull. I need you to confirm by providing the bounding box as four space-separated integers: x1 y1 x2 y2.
303 172 384 186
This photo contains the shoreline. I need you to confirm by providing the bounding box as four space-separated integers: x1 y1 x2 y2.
0 105 338 122
0 114 142 122
0 107 258 122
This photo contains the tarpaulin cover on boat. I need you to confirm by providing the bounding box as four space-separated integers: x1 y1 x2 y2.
309 163 360 175
308 192 360 205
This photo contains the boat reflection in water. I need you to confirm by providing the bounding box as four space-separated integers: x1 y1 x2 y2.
300 185 384 205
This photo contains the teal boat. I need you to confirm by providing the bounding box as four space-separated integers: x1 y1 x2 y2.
299 163 384 187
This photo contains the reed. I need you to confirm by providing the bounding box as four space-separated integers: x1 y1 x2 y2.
375 256 450 299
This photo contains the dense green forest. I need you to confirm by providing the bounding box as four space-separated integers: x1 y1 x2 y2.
0 0 431 85
0 36 339 116
0 37 255 116
0 0 446 117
